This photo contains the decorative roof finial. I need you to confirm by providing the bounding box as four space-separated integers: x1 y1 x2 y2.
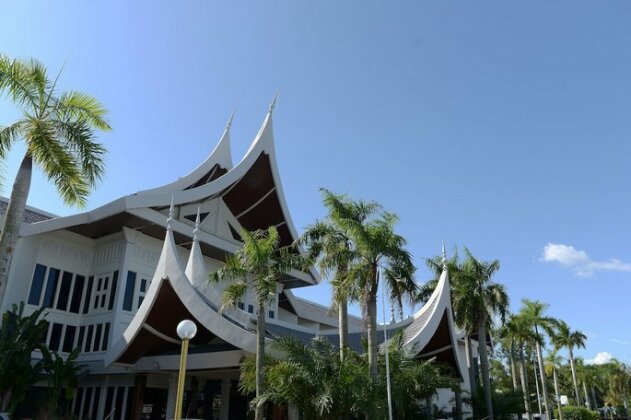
225 110 235 131
167 196 175 230
268 91 279 114
441 239 447 270
193 207 201 241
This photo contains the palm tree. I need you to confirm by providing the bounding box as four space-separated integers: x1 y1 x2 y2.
240 334 453 419
0 55 110 305
553 320 587 406
320 190 416 381
608 361 631 414
500 314 536 420
545 351 564 420
299 189 367 360
420 250 479 392
520 299 559 420
460 249 509 420
210 226 298 420
419 248 508 420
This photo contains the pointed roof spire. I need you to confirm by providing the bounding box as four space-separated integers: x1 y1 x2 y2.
185 206 207 288
441 239 447 270
268 91 279 114
156 197 184 279
225 109 235 131
193 207 201 241
167 196 175 231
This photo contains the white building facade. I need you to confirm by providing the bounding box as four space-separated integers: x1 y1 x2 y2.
1 105 471 420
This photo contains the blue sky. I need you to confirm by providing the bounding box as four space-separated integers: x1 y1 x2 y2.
1 1 630 364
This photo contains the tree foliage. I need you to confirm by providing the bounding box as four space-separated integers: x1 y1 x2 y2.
0 302 48 415
240 334 453 420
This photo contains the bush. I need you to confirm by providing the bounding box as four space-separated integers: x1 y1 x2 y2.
554 406 600 420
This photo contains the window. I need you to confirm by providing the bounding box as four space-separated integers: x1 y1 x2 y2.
237 301 245 310
93 324 102 352
27 264 47 305
122 271 136 311
82 277 94 314
247 304 254 314
84 325 94 352
268 310 275 319
77 326 85 351
42 268 60 308
137 278 148 308
93 275 109 309
49 323 63 351
92 272 117 311
56 271 74 311
123 271 150 312
101 323 110 351
69 275 85 313
107 271 118 310
63 325 77 353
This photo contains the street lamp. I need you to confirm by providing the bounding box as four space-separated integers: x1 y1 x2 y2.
175 319 197 420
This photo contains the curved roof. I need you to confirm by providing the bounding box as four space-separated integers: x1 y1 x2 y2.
137 112 234 194
106 217 262 367
401 261 466 381
20 104 317 287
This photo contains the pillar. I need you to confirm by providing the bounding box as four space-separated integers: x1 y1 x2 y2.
166 373 178 420
219 378 231 420
129 375 147 420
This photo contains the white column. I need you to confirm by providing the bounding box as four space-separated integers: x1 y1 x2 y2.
219 378 231 420
166 374 178 420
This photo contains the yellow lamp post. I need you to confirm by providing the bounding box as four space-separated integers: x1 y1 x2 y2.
175 319 197 420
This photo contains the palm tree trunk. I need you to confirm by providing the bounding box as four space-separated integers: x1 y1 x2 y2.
255 301 266 420
477 320 494 420
366 266 379 381
338 299 348 361
568 349 581 406
590 387 597 410
534 329 551 420
553 366 563 420
0 154 32 307
366 291 378 381
534 358 542 414
465 335 477 391
510 340 519 391
454 387 463 420
583 381 591 409
519 346 533 420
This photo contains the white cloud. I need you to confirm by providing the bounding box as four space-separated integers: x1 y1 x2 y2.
611 338 631 346
541 243 631 277
585 352 613 365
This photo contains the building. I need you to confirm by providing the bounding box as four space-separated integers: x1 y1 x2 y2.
1 103 472 420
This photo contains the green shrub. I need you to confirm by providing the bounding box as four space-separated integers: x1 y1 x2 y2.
554 406 599 420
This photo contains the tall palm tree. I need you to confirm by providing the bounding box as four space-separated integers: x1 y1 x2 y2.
419 248 508 420
321 190 416 381
553 320 587 406
608 361 631 414
210 226 298 420
500 314 536 420
460 248 509 420
0 55 110 305
520 299 559 420
545 351 564 420
299 189 367 361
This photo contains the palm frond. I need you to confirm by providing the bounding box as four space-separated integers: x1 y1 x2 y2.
56 91 111 131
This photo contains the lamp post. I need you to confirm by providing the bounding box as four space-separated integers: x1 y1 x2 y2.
175 319 197 420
